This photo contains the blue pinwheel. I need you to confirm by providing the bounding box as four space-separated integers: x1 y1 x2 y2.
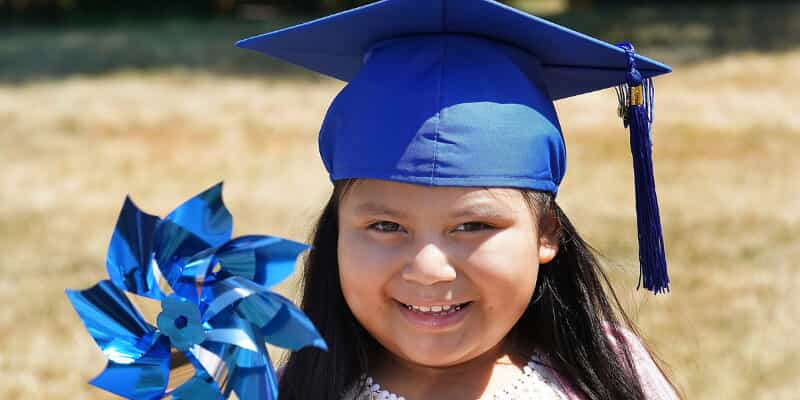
66 183 326 400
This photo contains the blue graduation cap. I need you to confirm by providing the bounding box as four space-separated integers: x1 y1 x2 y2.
236 0 672 294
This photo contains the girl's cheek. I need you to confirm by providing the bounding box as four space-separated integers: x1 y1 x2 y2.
460 234 539 302
339 228 406 275
339 231 407 317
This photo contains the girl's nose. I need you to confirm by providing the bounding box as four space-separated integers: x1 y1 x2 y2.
401 242 457 286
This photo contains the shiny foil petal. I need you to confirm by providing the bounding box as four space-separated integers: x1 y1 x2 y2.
153 221 215 302
163 182 232 248
216 235 310 288
106 197 164 299
170 376 224 400
202 276 273 321
66 280 157 363
203 313 262 353
89 335 171 400
257 292 328 351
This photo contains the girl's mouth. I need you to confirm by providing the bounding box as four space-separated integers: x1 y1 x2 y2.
394 300 473 330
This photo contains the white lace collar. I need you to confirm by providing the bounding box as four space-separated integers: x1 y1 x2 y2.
347 352 568 400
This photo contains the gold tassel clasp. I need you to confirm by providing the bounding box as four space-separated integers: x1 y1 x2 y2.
630 85 644 106
615 83 647 125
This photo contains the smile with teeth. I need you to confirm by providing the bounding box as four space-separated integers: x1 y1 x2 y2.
401 302 471 315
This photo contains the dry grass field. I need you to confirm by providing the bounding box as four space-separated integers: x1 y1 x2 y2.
1 15 799 400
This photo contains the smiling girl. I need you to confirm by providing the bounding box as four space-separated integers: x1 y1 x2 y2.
236 0 679 399
278 180 677 399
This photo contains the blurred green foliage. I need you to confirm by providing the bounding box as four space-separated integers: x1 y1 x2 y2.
1 1 798 82
4 2 800 81
5 0 482 21
2 0 795 21
2 0 798 29
0 0 375 20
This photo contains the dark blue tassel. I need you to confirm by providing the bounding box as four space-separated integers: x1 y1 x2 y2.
616 42 669 294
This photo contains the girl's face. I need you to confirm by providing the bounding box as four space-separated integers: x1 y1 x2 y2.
337 179 558 367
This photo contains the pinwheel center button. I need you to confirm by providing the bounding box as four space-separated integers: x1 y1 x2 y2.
156 295 206 351
174 315 189 329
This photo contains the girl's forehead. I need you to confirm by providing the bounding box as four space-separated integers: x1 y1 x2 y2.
341 179 526 211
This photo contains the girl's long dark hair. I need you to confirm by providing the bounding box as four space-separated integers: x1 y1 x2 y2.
278 180 671 399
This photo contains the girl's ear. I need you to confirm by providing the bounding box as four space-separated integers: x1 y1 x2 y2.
538 209 560 265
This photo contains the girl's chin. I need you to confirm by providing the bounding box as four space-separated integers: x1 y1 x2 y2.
391 344 475 368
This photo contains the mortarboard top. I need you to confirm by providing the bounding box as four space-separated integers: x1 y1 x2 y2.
235 0 671 190
235 0 670 99
236 0 673 293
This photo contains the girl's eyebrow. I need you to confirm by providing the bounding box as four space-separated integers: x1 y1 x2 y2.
449 203 511 219
352 201 509 219
353 202 408 218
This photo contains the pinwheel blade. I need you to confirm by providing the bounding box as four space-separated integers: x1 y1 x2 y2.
250 292 327 351
163 182 232 248
106 197 164 299
89 335 171 400
153 183 233 300
191 341 277 400
229 363 278 400
170 376 224 400
204 328 258 353
202 276 275 322
66 280 158 364
216 235 310 288
201 277 326 351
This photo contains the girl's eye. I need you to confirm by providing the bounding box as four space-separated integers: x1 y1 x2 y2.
453 222 494 232
368 221 405 233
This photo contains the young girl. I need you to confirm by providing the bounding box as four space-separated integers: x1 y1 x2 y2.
281 179 677 400
236 0 679 398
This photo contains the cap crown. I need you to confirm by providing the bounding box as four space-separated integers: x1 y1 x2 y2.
320 34 565 191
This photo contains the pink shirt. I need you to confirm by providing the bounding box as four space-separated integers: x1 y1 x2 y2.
541 326 679 400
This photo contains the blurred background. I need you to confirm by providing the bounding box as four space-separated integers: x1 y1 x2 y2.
1 0 798 398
